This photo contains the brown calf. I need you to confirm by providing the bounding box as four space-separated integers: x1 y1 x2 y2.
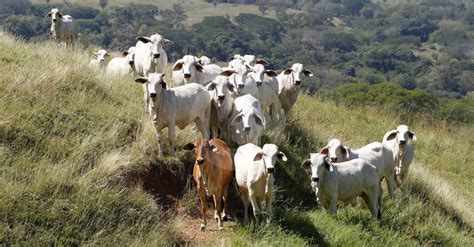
184 138 233 231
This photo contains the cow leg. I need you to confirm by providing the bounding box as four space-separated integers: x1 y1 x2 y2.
248 190 260 224
386 174 397 198
264 193 272 224
329 194 338 217
197 184 207 231
195 118 210 139
155 129 164 157
240 189 250 225
168 126 176 156
221 185 229 221
214 192 224 230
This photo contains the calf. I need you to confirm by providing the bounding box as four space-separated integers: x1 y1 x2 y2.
106 47 136 76
47 8 75 46
89 49 108 68
302 153 381 219
382 125 416 187
234 143 287 224
134 73 211 156
184 139 233 231
321 139 396 198
230 94 265 146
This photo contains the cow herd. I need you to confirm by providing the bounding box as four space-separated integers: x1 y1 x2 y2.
47 8 417 232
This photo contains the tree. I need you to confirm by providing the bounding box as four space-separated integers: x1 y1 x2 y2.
342 0 369 15
160 4 188 29
257 0 269 16
99 0 108 9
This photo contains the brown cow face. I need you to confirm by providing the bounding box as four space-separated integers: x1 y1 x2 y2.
184 139 219 174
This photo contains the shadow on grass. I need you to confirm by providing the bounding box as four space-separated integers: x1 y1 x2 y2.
275 209 329 246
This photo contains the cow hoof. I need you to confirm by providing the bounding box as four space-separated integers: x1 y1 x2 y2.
200 224 206 232
222 215 228 222
214 216 219 222
218 226 224 231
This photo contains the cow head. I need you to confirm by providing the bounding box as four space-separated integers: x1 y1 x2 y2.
93 49 108 63
206 70 237 107
250 59 277 87
173 55 203 81
137 34 173 59
228 59 253 92
125 46 136 66
283 63 313 86
47 8 63 23
198 55 211 65
134 73 166 104
320 139 348 163
301 153 333 185
253 144 287 174
231 109 265 136
385 124 416 147
184 139 219 183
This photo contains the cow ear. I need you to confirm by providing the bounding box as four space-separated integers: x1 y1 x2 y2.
183 143 196 150
47 12 52 17
58 12 63 18
209 144 219 152
303 69 313 77
137 37 152 43
341 146 348 158
320 147 329 156
231 114 243 125
195 63 204 72
206 82 217 91
220 70 236 77
301 159 312 169
122 51 129 57
265 70 278 77
255 59 268 65
160 81 167 89
245 64 254 72
253 114 265 127
385 130 398 141
277 151 287 161
284 68 293 75
161 39 173 45
173 62 183 71
135 77 148 84
253 152 264 161
408 131 416 141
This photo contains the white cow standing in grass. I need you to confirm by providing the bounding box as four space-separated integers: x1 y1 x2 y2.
234 143 287 224
320 139 396 198
228 57 256 96
134 73 211 156
133 34 173 109
47 8 75 46
248 59 280 120
230 94 265 146
172 55 222 86
302 153 381 220
106 47 136 76
89 49 108 68
382 125 416 187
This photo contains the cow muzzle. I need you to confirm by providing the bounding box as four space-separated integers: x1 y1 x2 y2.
53 19 57 22
244 126 251 132
295 80 301 85
128 61 134 66
399 140 406 145
267 167 274 173
150 93 157 98
311 177 319 182
184 73 191 79
196 158 204 165
237 84 244 89
153 53 160 59
256 81 262 87
330 157 337 163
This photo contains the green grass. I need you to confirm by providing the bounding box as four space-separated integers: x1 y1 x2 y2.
1 32 473 245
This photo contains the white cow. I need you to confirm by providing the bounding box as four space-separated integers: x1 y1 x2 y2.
273 63 313 117
206 69 238 139
134 73 211 156
106 47 136 76
89 49 108 68
172 55 222 86
235 143 287 224
382 125 416 187
248 59 280 120
133 34 173 108
321 139 396 198
47 8 75 45
228 58 256 96
302 153 381 219
230 94 265 146
198 55 211 65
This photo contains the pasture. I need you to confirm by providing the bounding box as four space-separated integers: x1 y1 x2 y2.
0 31 472 245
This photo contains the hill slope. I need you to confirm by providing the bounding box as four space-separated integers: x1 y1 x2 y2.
0 33 472 245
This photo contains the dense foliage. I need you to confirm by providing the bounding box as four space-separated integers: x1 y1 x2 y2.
1 0 472 116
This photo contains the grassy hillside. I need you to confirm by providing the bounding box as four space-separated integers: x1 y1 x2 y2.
1 33 473 245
